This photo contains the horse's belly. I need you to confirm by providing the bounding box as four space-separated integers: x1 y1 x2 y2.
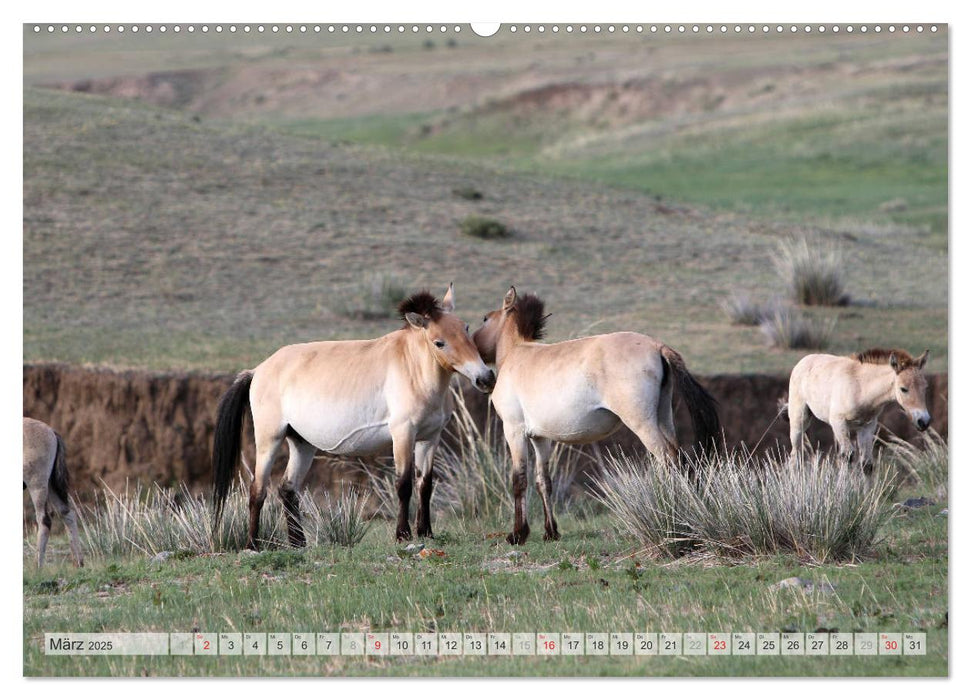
294 418 393 457
528 407 621 444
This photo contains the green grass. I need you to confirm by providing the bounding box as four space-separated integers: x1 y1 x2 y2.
24 489 947 676
547 109 948 243
273 112 433 148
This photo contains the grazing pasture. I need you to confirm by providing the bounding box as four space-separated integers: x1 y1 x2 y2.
22 28 948 677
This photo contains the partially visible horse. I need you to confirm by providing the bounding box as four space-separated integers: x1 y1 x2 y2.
212 284 495 547
23 418 84 567
473 287 720 544
787 348 931 470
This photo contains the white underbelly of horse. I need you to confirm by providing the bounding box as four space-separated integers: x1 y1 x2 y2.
284 400 448 458
296 417 393 457
526 406 622 444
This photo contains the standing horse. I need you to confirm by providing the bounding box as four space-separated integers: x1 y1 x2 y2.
212 285 495 547
787 348 931 470
23 418 84 567
473 287 720 544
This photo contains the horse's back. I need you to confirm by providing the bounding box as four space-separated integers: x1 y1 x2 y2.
788 353 859 416
790 353 855 384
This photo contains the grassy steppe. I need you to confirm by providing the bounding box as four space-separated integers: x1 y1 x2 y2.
23 88 947 375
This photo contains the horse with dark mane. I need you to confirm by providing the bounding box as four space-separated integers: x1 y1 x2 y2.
212 284 495 547
473 287 719 544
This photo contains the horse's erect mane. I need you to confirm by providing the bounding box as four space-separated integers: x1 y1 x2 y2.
398 290 443 321
851 347 917 368
513 293 549 341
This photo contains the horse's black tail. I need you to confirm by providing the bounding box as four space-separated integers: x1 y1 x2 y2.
49 432 70 505
212 371 253 528
660 346 720 455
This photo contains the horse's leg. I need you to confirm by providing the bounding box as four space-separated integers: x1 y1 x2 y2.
612 380 678 465
47 489 83 567
280 436 316 548
530 437 559 541
391 426 417 542
30 485 51 568
504 423 530 545
415 434 440 539
831 420 855 467
856 420 879 475
787 398 810 466
248 433 283 551
627 415 679 465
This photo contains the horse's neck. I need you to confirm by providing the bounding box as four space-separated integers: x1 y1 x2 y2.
856 363 896 409
397 332 451 397
495 327 529 371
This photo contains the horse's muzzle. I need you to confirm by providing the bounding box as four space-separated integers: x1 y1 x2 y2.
916 416 930 432
475 370 496 393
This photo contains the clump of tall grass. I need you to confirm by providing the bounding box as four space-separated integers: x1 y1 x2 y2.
882 429 948 501
76 480 372 559
312 490 373 547
335 273 410 320
593 450 896 562
773 235 850 306
460 215 511 240
759 306 836 350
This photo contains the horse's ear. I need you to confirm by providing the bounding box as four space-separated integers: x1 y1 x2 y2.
405 312 428 330
503 286 517 311
889 352 900 373
917 349 929 369
441 282 455 313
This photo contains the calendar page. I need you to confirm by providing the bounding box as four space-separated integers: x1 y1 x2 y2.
21 17 949 679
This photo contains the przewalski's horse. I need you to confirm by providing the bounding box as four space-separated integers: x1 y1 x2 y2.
23 418 84 567
787 348 931 471
473 287 720 544
212 285 495 547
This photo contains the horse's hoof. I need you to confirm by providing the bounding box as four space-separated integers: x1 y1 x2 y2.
543 529 561 542
396 529 413 542
416 526 433 538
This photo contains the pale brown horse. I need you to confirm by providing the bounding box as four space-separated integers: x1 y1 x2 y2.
473 287 719 544
23 418 83 567
212 285 495 547
787 348 931 470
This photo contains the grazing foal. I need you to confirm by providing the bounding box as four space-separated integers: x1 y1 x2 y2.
23 418 84 567
212 285 495 547
787 348 931 470
474 287 719 544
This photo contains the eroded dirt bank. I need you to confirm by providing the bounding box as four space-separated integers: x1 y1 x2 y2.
23 363 948 502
